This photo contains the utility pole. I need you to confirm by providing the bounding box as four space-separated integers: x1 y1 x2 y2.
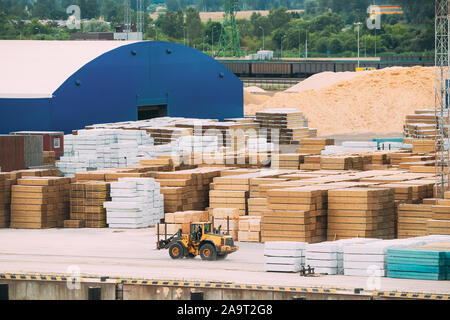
354 22 362 69
183 26 186 46
280 35 287 59
298 29 301 58
259 26 265 51
211 26 216 56
305 30 308 59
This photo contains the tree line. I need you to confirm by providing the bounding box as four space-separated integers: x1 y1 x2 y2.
0 0 435 57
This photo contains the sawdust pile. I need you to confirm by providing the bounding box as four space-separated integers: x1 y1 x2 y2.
244 67 434 136
243 90 272 105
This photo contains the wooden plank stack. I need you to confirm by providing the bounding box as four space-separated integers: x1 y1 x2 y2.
321 155 364 171
159 210 209 235
11 177 71 229
396 204 433 238
427 194 450 235
300 155 321 170
0 173 11 228
411 139 437 154
211 208 240 240
255 109 317 145
296 138 335 155
238 216 261 242
327 188 395 240
261 186 327 243
43 151 56 165
157 168 222 213
68 181 111 228
271 153 303 170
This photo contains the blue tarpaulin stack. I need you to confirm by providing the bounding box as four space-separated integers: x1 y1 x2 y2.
387 242 450 280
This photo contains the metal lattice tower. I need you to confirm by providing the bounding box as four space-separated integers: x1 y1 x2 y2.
218 0 242 57
435 0 450 198
137 0 144 34
124 0 131 36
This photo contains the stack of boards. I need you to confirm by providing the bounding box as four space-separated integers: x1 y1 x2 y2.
159 210 209 235
327 188 395 240
68 181 111 228
305 238 377 275
157 168 221 213
11 177 70 228
297 138 334 155
255 109 317 145
0 173 11 227
387 241 450 280
262 186 327 243
103 178 164 228
238 216 261 242
43 151 56 165
211 208 240 240
264 241 306 273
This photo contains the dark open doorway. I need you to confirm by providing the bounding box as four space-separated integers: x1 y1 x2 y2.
137 105 168 120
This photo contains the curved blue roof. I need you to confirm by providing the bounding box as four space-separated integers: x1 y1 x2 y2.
0 40 243 134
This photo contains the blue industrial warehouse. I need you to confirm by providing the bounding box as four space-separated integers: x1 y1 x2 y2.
0 40 243 134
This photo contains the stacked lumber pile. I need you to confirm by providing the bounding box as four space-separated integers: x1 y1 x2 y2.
403 109 442 139
300 155 321 170
271 154 303 170
238 216 261 242
296 138 335 155
211 208 240 240
327 188 395 240
68 181 110 228
255 109 316 145
11 177 71 229
0 173 11 228
397 204 433 238
158 210 209 235
144 127 193 145
320 155 364 171
157 168 222 213
427 193 450 235
411 139 437 154
262 186 327 243
43 151 56 165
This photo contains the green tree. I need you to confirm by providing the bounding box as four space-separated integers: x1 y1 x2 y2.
185 7 202 40
82 19 112 32
268 7 291 30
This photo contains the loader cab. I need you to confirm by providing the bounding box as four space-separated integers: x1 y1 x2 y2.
190 223 212 241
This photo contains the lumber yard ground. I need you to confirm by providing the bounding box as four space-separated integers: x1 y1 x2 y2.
0 228 449 296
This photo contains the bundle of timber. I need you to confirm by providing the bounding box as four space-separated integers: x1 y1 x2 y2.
0 173 12 228
11 177 71 229
387 242 450 280
264 241 306 272
403 109 443 139
43 151 56 165
320 155 364 171
327 188 396 240
157 167 222 213
209 172 275 215
296 138 335 155
255 109 317 145
238 216 261 242
427 194 450 235
271 153 303 170
262 186 327 243
104 178 164 228
158 210 209 235
68 181 111 228
300 155 322 170
397 204 433 238
411 139 437 154
211 208 240 240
